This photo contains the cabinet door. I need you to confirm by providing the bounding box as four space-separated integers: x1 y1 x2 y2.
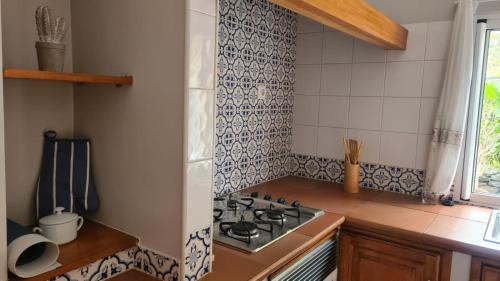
339 232 440 281
471 257 500 281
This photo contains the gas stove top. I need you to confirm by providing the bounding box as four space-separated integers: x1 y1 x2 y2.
213 191 324 253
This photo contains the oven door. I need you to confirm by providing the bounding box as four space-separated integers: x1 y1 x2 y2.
270 235 338 281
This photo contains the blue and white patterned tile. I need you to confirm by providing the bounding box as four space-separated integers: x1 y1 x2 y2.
288 154 425 196
215 0 297 197
184 227 211 281
136 247 179 281
50 247 137 281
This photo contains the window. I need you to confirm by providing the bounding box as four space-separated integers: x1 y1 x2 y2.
462 19 500 207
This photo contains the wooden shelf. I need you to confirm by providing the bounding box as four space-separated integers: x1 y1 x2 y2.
3 69 133 86
9 220 138 281
269 0 408 50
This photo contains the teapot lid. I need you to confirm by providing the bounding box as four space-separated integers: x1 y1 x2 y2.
39 207 78 225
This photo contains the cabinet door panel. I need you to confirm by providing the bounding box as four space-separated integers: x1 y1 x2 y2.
483 265 500 281
340 232 440 281
471 257 500 281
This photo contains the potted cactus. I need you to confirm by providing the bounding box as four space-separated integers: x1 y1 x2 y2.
35 6 68 72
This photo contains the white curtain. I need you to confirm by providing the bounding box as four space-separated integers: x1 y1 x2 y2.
423 0 477 202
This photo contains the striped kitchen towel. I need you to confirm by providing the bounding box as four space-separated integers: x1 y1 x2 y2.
36 131 99 219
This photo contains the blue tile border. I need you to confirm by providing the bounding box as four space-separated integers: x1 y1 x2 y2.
135 247 179 281
287 154 425 196
50 247 137 281
184 227 211 281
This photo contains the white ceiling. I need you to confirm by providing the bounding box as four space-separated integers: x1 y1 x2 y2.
366 0 500 24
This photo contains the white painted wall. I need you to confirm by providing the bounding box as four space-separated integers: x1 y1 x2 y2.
182 0 217 277
71 0 186 259
293 16 452 171
2 0 74 226
0 3 7 279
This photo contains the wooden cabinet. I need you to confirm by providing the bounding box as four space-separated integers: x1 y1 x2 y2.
471 257 500 281
339 231 450 281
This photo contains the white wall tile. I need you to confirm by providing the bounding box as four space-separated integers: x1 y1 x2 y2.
388 23 428 62
426 21 452 60
416 134 432 169
292 125 318 155
382 98 420 133
188 89 214 162
295 64 321 94
419 98 439 134
347 129 381 164
189 11 215 89
186 160 213 234
348 97 383 130
353 40 386 63
318 96 349 127
380 132 418 168
189 0 216 16
317 127 347 159
322 31 354 63
422 60 445 98
351 63 386 97
320 64 351 95
294 95 319 125
297 33 323 64
297 15 323 33
385 61 424 97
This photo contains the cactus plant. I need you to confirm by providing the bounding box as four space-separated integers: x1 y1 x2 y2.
35 6 67 44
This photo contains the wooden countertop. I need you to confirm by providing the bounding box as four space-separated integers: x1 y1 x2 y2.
203 176 500 280
10 220 138 281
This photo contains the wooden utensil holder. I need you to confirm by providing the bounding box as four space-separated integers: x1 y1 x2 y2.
344 160 360 193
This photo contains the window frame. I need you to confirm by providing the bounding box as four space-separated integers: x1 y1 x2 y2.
459 19 500 208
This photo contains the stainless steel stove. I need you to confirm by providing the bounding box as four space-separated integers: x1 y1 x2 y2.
213 191 325 253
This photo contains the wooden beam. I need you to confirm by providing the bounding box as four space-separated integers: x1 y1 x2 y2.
269 0 408 50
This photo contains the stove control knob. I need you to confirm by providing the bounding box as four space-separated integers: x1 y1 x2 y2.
291 201 301 208
250 192 259 198
264 194 272 201
277 197 286 204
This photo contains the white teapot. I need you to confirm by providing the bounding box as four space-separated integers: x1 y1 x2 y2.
34 207 84 245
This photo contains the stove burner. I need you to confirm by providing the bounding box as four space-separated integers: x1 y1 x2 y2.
253 203 302 225
227 199 239 210
231 221 259 237
254 204 286 225
214 197 225 201
213 208 223 222
267 208 286 220
219 215 274 244
225 196 255 210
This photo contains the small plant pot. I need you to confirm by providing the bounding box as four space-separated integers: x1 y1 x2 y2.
344 160 360 194
35 41 65 72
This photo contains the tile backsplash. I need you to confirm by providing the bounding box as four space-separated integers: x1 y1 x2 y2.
214 0 297 196
292 16 452 173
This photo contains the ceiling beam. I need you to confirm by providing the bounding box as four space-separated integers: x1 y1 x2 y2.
269 0 408 50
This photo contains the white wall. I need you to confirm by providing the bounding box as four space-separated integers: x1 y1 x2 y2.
183 0 217 277
0 3 7 279
292 16 452 170
71 0 186 259
2 0 74 226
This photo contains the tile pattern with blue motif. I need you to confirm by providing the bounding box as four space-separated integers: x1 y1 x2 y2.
215 0 297 197
288 154 425 195
50 247 138 281
135 247 179 281
184 227 211 281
